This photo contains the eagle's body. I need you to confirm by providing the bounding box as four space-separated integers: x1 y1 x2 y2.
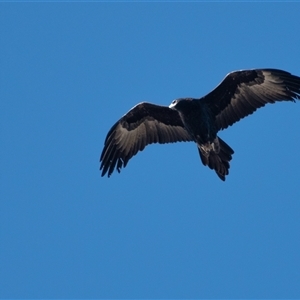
170 98 233 180
100 69 300 180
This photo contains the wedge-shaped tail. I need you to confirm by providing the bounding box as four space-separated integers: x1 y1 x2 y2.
198 137 234 181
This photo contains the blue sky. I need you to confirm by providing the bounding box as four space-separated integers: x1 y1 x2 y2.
1 2 300 298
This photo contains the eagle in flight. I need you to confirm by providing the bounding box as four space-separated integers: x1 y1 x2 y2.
100 69 300 180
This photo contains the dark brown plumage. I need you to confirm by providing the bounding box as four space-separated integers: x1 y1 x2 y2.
100 69 300 180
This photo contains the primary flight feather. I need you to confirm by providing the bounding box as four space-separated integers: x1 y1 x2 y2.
100 68 300 180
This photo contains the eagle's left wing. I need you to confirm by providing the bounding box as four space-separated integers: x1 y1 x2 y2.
202 69 300 130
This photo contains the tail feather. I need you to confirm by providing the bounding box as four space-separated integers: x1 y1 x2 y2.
198 137 234 181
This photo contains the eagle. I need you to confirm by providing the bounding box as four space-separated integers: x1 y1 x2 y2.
100 69 300 181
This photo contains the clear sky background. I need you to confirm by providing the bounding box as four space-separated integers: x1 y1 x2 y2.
1 2 300 298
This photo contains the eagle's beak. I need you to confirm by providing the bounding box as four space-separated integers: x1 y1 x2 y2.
169 100 176 109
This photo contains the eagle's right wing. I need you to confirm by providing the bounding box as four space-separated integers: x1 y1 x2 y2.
100 102 192 177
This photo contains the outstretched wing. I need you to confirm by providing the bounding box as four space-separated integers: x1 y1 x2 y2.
202 69 300 130
100 102 192 177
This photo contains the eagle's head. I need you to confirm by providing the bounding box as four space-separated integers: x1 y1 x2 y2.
169 98 194 111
